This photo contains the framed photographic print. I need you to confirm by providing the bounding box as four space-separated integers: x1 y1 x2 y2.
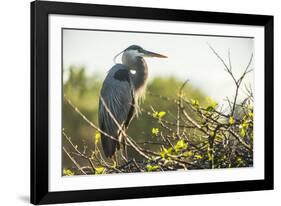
31 0 274 204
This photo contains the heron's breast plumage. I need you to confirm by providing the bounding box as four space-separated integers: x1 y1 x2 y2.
128 57 148 115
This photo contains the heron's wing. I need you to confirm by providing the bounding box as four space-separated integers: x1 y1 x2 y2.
98 64 135 158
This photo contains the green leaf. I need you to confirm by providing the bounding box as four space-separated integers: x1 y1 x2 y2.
167 147 173 154
158 111 166 118
184 151 193 157
175 139 188 152
160 147 173 158
240 127 246 137
160 149 167 158
236 157 244 165
152 128 159 136
95 131 101 145
194 154 203 159
147 164 159 172
152 111 158 118
205 97 218 111
191 99 199 107
63 168 74 176
95 167 106 174
248 111 254 118
229 116 235 125
242 121 249 129
206 106 214 112
152 111 166 119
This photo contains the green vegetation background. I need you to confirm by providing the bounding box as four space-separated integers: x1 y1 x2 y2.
63 66 209 168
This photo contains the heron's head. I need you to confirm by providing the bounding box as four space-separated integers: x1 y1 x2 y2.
123 45 167 59
116 45 167 66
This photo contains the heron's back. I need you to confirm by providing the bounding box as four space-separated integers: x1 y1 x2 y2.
98 64 135 158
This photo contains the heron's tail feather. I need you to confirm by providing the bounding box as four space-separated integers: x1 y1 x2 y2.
100 121 124 158
101 135 118 158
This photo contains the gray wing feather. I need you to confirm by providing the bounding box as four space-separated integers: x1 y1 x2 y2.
98 64 135 158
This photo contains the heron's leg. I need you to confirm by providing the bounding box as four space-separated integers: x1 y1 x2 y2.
112 154 118 167
120 136 128 162
124 125 131 160
124 138 128 160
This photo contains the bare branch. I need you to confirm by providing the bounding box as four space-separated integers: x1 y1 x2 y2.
63 147 87 175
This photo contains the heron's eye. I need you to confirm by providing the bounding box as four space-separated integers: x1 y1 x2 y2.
129 50 143 57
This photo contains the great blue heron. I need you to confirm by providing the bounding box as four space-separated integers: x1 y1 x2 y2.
98 45 167 159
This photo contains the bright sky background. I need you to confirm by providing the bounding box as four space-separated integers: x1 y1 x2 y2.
63 29 254 104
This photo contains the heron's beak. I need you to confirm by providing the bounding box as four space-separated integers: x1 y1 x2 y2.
143 50 167 58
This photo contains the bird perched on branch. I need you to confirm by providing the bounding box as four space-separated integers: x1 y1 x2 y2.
98 45 167 159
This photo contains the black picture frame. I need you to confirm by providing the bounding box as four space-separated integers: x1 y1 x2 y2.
31 0 274 204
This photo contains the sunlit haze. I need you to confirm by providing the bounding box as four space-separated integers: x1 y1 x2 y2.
63 29 254 105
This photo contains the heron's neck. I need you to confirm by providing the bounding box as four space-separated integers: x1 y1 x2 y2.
123 56 148 92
